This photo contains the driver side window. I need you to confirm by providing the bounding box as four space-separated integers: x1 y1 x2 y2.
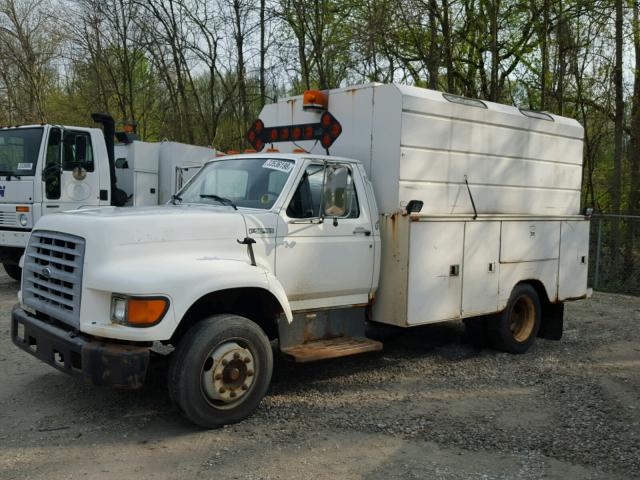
44 128 61 200
286 165 324 219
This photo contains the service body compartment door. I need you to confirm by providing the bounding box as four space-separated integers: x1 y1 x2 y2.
407 221 464 324
133 171 159 206
500 221 560 262
462 221 500 316
558 220 589 299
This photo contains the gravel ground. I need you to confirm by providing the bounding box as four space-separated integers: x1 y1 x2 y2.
1 269 639 480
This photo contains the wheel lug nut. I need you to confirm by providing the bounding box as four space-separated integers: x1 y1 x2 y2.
247 370 254 377
230 391 236 398
222 359 228 366
233 352 240 359
241 385 248 390
244 357 251 363
219 387 226 393
214 374 222 380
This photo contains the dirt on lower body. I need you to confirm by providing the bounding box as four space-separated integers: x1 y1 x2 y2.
1 270 639 480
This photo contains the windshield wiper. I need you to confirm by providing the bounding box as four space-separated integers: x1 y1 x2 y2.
171 194 182 205
200 194 238 210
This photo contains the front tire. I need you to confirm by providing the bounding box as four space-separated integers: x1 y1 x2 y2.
3 263 21 282
168 314 273 428
488 284 541 354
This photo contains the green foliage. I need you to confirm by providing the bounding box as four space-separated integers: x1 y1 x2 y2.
0 0 635 217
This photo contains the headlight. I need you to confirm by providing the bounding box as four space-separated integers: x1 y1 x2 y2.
18 214 28 227
110 295 169 327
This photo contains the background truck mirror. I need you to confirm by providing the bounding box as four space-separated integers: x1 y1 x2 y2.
75 135 87 163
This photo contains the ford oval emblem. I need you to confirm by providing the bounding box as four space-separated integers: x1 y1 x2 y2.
41 267 52 279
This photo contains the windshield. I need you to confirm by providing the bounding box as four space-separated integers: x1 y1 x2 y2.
178 157 295 209
0 128 43 176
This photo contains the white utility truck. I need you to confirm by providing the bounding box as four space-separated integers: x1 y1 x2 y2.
0 114 214 279
11 84 590 428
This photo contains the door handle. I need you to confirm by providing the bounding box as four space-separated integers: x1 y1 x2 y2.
353 227 371 236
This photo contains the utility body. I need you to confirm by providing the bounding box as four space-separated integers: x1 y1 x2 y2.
11 84 590 427
0 115 214 279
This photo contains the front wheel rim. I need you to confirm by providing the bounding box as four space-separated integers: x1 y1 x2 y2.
509 295 536 342
201 341 256 409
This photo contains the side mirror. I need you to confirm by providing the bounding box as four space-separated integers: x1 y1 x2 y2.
115 158 129 169
323 165 350 218
75 135 87 163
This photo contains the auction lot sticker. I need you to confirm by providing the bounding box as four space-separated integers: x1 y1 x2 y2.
262 159 293 173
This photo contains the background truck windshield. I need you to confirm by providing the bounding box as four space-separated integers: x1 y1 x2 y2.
0 128 43 176
179 158 294 209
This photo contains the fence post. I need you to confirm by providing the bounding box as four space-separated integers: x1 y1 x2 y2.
594 217 603 290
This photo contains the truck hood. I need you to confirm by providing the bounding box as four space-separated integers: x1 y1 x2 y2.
34 205 249 247
0 179 34 203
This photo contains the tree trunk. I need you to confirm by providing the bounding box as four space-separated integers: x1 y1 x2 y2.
556 0 566 115
427 0 439 89
233 0 249 143
489 0 501 101
540 0 549 110
613 0 623 215
259 0 266 108
441 0 454 92
625 0 640 278
611 0 624 272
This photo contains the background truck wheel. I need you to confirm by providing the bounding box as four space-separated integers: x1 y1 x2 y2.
168 314 273 428
488 284 541 354
2 263 21 282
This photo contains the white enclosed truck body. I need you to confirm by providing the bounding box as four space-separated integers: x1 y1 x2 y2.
11 84 590 428
0 116 214 278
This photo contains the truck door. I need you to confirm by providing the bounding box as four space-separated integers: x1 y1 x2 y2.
275 161 375 311
43 128 100 211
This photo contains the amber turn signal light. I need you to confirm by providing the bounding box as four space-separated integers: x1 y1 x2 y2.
127 298 169 326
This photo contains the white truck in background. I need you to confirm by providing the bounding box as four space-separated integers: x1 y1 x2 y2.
0 114 214 279
11 84 590 428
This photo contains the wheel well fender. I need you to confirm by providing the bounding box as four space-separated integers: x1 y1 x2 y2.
172 286 290 345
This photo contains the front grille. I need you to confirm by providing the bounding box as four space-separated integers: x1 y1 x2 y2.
22 231 85 328
0 211 17 227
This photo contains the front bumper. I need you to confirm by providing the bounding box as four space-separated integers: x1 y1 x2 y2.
0 229 30 248
11 305 150 389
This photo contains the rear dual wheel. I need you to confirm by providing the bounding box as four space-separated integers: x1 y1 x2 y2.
168 314 273 428
465 283 541 354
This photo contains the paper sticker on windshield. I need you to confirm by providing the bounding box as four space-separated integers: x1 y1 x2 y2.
262 159 293 173
17 163 32 170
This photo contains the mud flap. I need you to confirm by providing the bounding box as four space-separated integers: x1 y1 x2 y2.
538 302 564 340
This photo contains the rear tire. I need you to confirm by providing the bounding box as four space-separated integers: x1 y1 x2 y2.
168 314 273 428
3 263 21 282
488 284 541 354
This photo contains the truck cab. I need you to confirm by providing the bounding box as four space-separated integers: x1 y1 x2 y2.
0 124 111 279
0 117 215 280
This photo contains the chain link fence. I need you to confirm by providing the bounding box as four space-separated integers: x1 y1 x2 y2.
589 214 640 296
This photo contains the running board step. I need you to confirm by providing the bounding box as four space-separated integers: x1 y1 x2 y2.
281 337 383 363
